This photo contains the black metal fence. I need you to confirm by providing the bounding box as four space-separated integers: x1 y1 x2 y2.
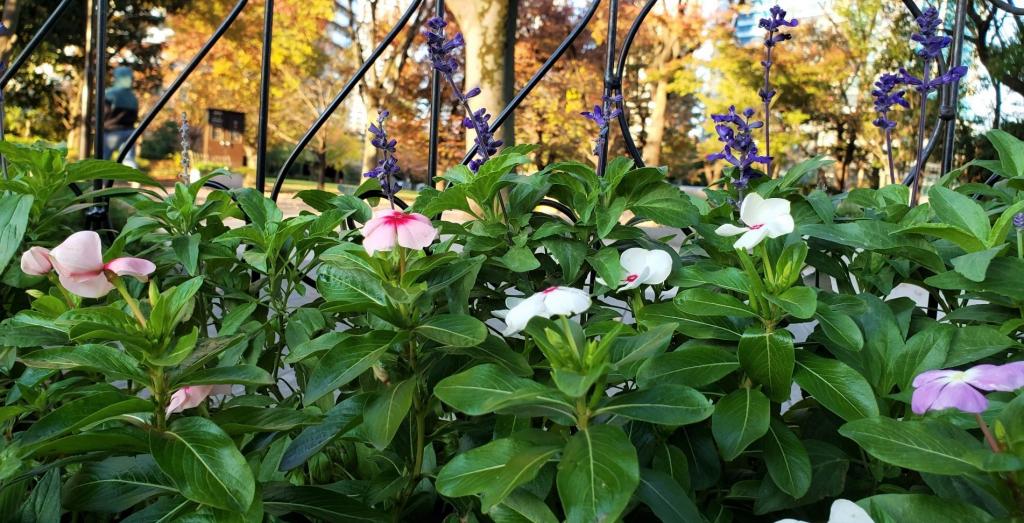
0 0 1005 217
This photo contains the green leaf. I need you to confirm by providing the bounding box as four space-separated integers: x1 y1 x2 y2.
611 323 676 367
172 234 201 276
542 239 587 280
595 385 712 425
317 265 388 310
738 327 795 402
490 491 560 523
814 305 863 352
838 418 981 475
262 484 387 521
363 379 415 450
19 344 147 382
0 193 32 274
416 314 487 347
951 244 1005 283
595 197 628 238
587 248 622 290
150 416 255 511
774 155 834 192
762 419 811 498
21 392 151 447
280 394 367 471
769 286 817 320
304 331 396 406
496 246 541 272
794 352 878 421
628 183 699 228
557 425 639 523
637 303 742 341
173 365 273 387
859 493 996 522
635 468 704 523
18 468 62 522
67 159 160 186
212 407 319 435
947 325 1016 367
435 364 575 424
675 288 756 317
636 344 739 388
437 430 562 510
64 455 175 513
986 128 1024 178
711 388 770 461
927 186 990 241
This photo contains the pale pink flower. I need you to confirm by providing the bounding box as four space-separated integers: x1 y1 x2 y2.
361 210 438 255
47 231 155 298
165 384 233 416
20 247 53 276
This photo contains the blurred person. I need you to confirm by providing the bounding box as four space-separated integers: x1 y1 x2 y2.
103 66 139 167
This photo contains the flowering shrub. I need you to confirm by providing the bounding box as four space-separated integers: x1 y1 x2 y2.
1 5 1024 522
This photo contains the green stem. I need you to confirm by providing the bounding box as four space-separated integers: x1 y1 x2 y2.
758 243 775 287
151 368 167 430
736 249 768 315
1017 229 1022 259
112 277 147 328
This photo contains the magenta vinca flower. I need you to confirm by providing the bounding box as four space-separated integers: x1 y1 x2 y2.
911 362 1024 414
20 231 156 298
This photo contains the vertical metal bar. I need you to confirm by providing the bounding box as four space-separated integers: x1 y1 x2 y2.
255 0 274 194
596 0 618 177
614 0 657 167
500 0 517 148
0 0 75 90
427 0 444 186
93 0 106 161
940 0 967 176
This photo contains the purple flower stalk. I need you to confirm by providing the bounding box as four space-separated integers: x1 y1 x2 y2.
422 16 503 172
706 106 771 189
905 6 967 204
757 5 798 173
1014 212 1024 230
364 109 400 208
871 73 910 184
581 94 623 157
911 362 1024 415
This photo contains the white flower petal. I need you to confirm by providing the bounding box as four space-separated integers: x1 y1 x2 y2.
543 287 592 316
502 293 548 335
828 499 874 523
619 248 649 276
641 249 673 285
733 227 770 251
739 192 765 226
715 224 749 237
766 213 795 238
748 196 790 226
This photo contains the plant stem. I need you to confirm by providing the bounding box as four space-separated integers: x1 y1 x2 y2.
909 59 932 206
762 45 774 175
113 277 147 328
976 413 1002 453
1017 229 1022 259
884 128 896 185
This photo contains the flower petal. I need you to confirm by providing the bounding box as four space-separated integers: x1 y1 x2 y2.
396 216 439 251
748 197 791 226
733 227 770 250
911 379 947 415
59 272 115 299
362 223 397 255
105 257 156 282
20 247 53 276
49 231 105 278
502 293 548 335
619 248 649 276
828 499 874 523
928 380 987 414
739 192 766 226
544 287 592 316
641 249 673 285
765 213 795 238
966 362 1024 392
912 369 956 388
715 224 749 237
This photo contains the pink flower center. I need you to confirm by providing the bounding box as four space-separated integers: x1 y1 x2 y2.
625 274 639 283
380 211 415 226
542 286 560 294
749 223 764 230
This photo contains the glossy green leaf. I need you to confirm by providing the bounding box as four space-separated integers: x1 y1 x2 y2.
636 468 703 523
839 418 980 475
0 193 32 274
212 407 319 435
173 365 273 387
712 388 770 461
21 392 151 447
762 419 811 498
150 416 255 511
814 305 863 352
675 288 755 318
362 379 415 450
557 425 639 523
19 344 147 382
927 186 990 241
767 286 816 320
489 491 559 523
637 303 743 341
860 493 996 522
986 129 1024 178
280 394 367 471
636 344 739 388
416 314 487 347
738 327 795 402
304 331 396 406
262 484 387 521
64 455 175 513
595 385 712 425
435 364 575 424
18 468 61 522
794 352 878 422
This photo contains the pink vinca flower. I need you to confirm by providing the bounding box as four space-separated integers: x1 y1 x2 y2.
911 362 1024 415
20 246 53 276
361 210 439 255
45 231 156 298
165 384 233 416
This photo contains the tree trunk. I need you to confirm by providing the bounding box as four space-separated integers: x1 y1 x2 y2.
76 0 94 160
0 0 20 60
359 90 378 175
448 0 511 153
316 148 327 190
642 78 669 166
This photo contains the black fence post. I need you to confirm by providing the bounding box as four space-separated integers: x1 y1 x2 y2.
596 0 618 177
255 0 274 194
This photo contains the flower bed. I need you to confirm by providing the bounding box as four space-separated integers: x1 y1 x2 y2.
0 4 1022 522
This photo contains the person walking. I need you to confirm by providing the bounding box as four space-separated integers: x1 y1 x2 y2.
103 66 139 167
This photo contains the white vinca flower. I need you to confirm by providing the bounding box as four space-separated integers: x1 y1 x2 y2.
600 248 673 290
715 192 794 250
496 286 592 336
776 499 874 523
